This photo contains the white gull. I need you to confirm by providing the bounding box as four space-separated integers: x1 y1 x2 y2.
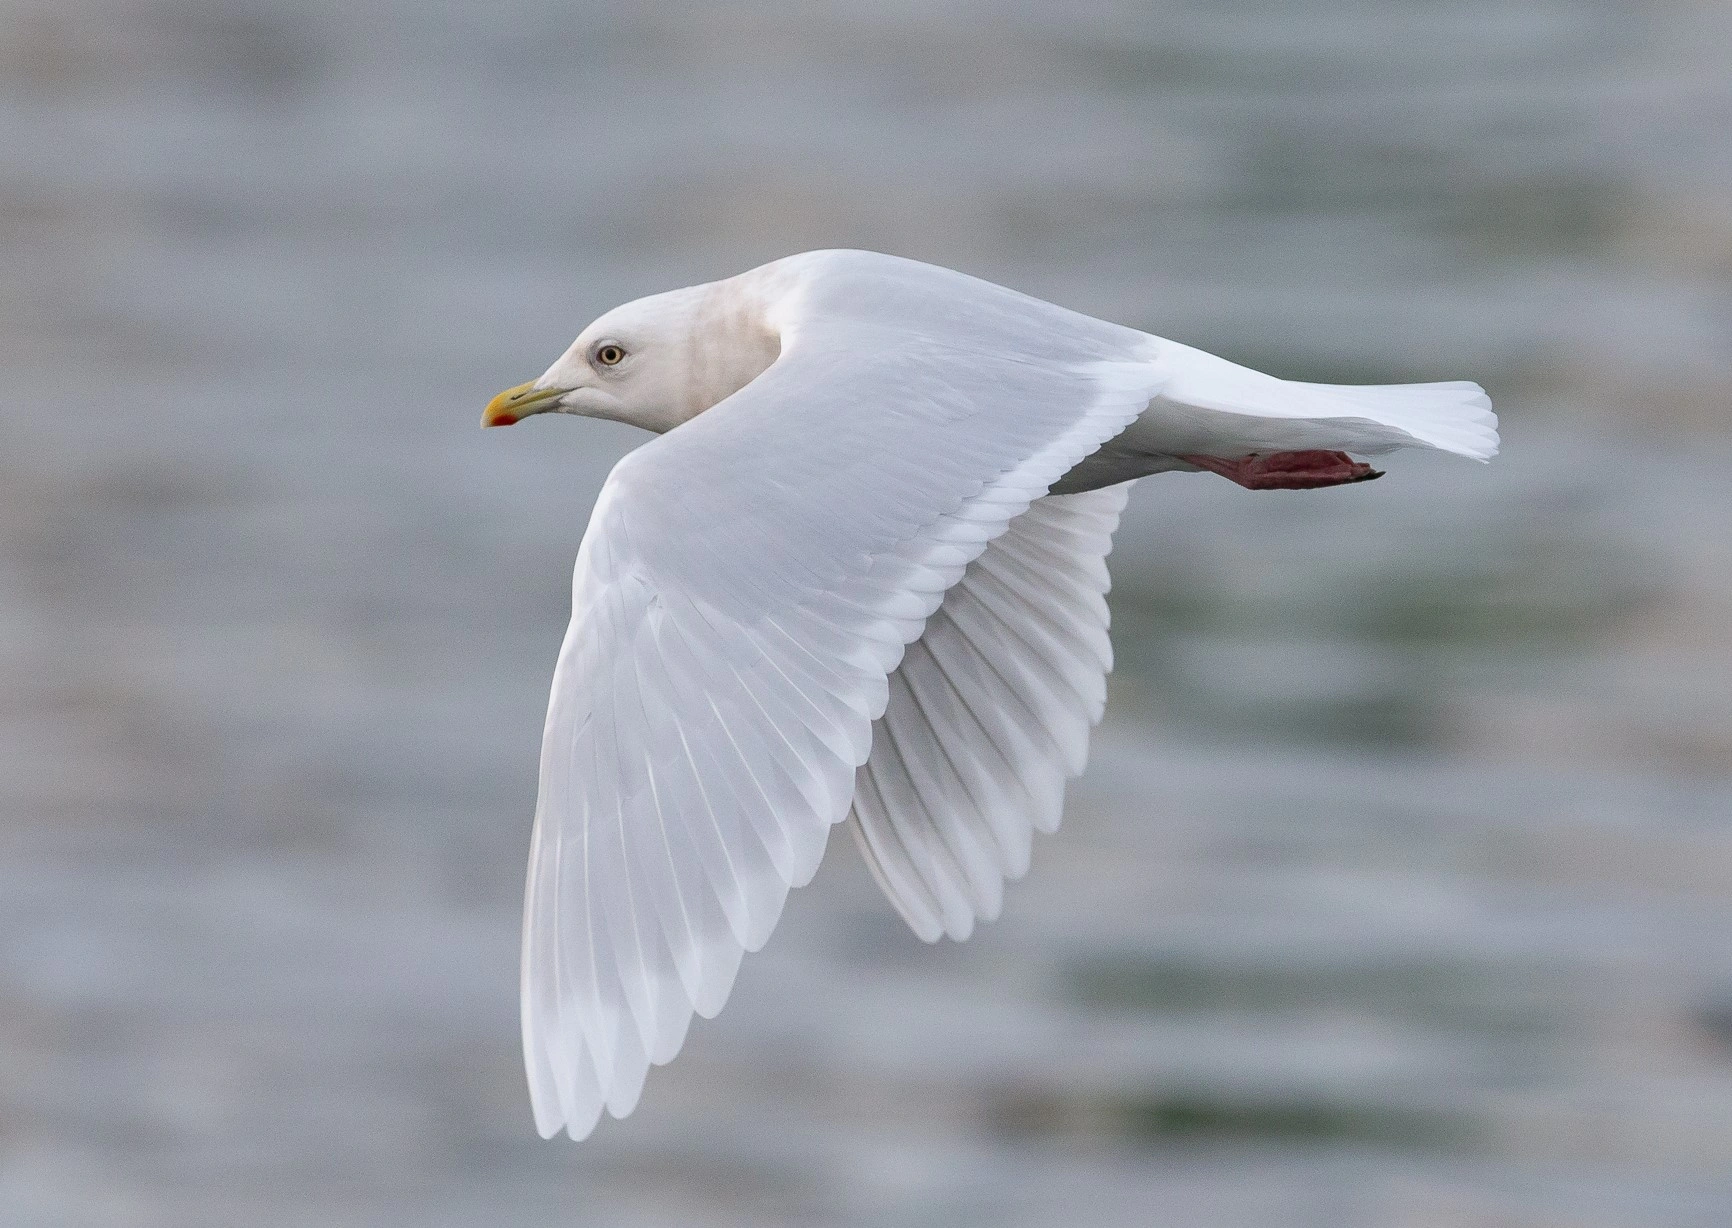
481 249 1497 1139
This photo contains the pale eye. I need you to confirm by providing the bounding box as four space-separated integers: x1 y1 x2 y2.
594 343 626 367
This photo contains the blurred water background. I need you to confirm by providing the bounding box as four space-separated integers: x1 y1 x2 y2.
4 1 1732 1224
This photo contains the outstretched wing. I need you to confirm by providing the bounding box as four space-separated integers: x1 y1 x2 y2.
848 484 1129 942
522 313 1166 1139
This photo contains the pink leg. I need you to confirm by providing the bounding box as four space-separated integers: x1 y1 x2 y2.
1177 450 1384 491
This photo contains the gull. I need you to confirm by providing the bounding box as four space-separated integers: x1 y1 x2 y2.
482 250 1497 1139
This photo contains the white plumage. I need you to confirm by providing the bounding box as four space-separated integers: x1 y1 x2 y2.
850 485 1129 943
483 250 1497 1139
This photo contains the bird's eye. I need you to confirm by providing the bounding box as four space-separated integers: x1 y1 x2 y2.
595 343 626 367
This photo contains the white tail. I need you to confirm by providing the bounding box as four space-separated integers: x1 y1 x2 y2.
1151 340 1499 462
1288 380 1499 460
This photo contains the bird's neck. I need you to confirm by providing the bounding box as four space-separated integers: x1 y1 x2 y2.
667 282 783 428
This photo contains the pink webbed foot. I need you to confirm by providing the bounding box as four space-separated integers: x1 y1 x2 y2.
1177 450 1384 491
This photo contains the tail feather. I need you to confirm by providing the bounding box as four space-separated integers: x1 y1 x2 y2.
1297 380 1498 461
1151 340 1500 462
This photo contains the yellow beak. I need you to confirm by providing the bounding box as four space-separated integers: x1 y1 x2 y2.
482 381 567 427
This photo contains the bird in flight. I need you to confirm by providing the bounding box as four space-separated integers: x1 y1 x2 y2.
482 250 1497 1139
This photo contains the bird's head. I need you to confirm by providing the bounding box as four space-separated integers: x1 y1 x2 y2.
482 280 781 435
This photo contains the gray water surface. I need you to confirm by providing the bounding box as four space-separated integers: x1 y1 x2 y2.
4 3 1731 1225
